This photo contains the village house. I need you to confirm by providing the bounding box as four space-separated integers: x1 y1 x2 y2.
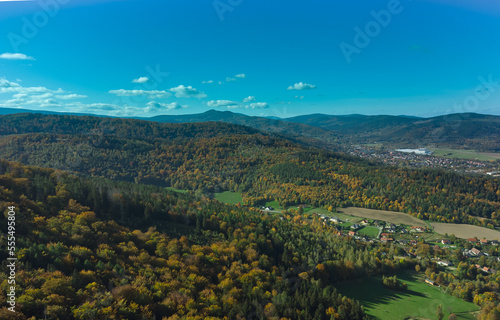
437 260 451 267
480 239 488 245
411 226 425 232
361 236 371 242
470 248 482 256
348 230 356 236
467 237 478 243
441 239 451 245
360 219 369 225
350 223 361 230
425 279 437 286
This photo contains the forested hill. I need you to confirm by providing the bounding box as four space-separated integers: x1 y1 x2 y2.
0 113 499 229
148 110 500 151
147 110 500 151
3 109 500 151
0 160 373 319
0 113 261 140
285 112 500 151
148 109 341 151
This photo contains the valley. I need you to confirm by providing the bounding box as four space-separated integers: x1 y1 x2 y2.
0 113 499 319
2 1 499 318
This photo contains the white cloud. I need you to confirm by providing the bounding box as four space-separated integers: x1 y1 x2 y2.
294 95 304 100
12 93 27 99
235 73 246 78
207 100 239 108
67 101 188 116
29 93 53 100
132 77 150 84
0 78 21 89
0 78 64 95
287 82 316 90
243 96 256 102
0 53 35 60
245 102 269 109
202 80 214 84
0 78 65 96
62 102 124 113
169 85 207 98
39 99 60 108
0 77 89 111
108 89 171 98
56 94 87 100
226 77 236 82
84 103 119 111
146 101 187 112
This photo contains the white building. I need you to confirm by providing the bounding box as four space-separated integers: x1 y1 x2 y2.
395 148 433 155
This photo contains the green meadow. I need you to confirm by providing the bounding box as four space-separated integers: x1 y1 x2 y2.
430 147 499 161
336 272 479 320
358 226 380 238
214 191 242 204
264 200 282 210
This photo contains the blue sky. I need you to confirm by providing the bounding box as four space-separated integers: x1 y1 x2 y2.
0 0 499 117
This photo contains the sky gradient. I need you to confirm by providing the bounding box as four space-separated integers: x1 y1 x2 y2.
0 0 500 118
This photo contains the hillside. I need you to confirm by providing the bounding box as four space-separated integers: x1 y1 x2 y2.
148 110 342 151
0 160 371 319
1 115 500 319
149 111 500 151
2 108 499 152
285 112 500 151
0 113 499 229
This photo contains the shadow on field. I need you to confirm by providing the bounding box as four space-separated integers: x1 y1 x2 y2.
336 274 429 319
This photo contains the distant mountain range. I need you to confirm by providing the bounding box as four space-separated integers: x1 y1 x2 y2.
285 112 500 151
1 107 499 152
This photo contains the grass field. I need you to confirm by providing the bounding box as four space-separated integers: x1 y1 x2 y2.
265 200 283 210
339 207 427 226
336 272 479 320
338 222 353 229
214 191 242 205
358 226 380 238
431 222 500 241
430 147 500 161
